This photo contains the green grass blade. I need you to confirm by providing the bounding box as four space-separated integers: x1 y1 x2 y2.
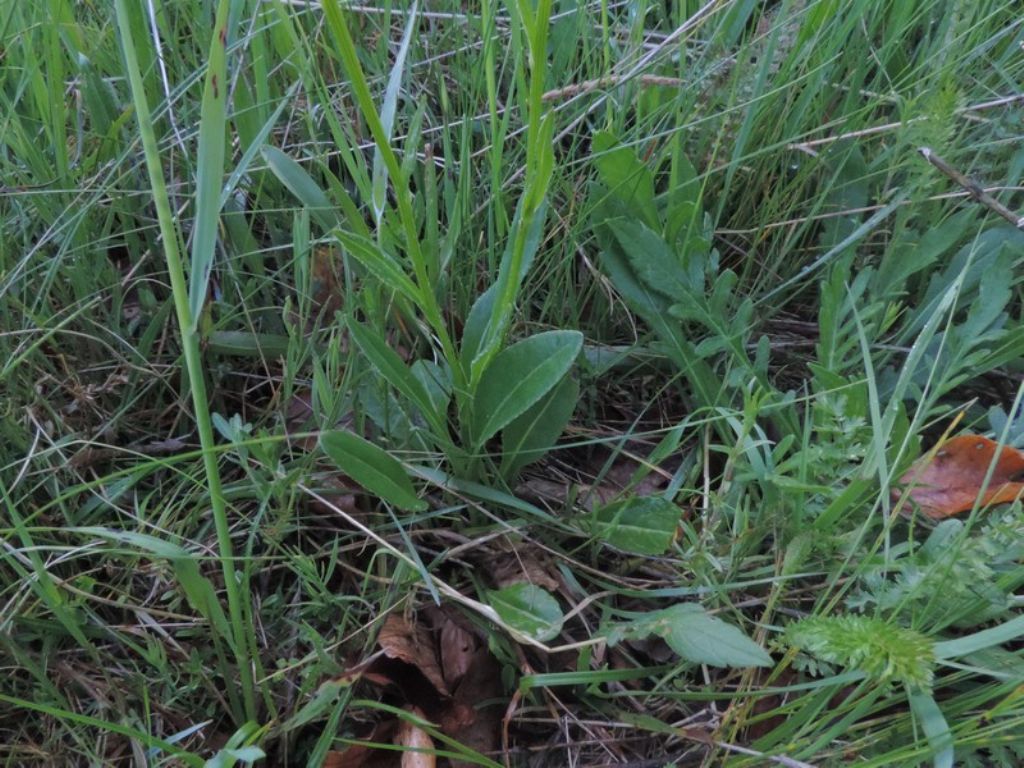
371 0 418 226
0 694 204 768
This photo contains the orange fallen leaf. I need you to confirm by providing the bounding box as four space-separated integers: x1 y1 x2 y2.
396 714 436 768
896 435 1024 519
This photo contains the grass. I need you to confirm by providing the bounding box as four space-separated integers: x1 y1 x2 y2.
2 0 1024 765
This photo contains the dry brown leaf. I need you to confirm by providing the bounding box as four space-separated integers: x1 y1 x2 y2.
346 607 506 767
312 245 344 317
492 549 560 592
308 474 359 516
322 713 435 768
896 434 1024 519
438 618 477 691
445 645 504 768
378 614 449 696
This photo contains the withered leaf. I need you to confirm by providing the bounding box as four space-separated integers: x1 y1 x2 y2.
445 648 504 768
378 614 449 696
439 618 477 691
896 435 1024 519
322 711 435 768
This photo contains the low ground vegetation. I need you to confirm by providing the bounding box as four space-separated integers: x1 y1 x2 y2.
3 1 1024 766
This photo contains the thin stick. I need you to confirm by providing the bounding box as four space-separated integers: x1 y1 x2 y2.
542 74 686 102
919 147 1024 229
790 94 1024 153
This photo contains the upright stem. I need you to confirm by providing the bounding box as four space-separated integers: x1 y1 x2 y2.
113 0 256 721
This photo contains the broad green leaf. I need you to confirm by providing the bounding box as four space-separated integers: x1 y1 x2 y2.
204 745 265 767
320 430 426 512
501 375 578 478
334 230 421 304
347 317 446 440
188 0 233 331
592 496 680 555
472 330 583 447
261 144 339 232
612 604 772 668
597 233 722 413
488 583 564 642
76 526 191 559
591 130 658 230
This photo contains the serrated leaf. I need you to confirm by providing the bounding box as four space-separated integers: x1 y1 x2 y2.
488 583 564 642
608 218 697 298
472 330 583 447
614 604 772 668
320 430 426 512
597 236 722 411
592 496 679 555
591 130 658 230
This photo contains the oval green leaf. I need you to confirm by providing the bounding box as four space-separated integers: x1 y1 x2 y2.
614 604 772 668
320 430 426 512
488 583 564 643
592 496 679 555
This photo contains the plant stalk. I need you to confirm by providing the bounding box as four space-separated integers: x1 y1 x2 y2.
113 0 256 721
